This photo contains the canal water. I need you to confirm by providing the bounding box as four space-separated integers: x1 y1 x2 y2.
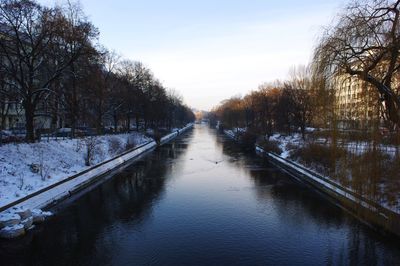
1 124 400 265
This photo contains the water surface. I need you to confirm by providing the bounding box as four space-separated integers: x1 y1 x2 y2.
1 124 399 265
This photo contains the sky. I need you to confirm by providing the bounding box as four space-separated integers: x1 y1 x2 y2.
39 0 345 110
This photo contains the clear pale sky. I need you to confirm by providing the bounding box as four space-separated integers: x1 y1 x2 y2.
39 0 344 110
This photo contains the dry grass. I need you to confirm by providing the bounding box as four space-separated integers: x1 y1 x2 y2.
290 143 347 176
290 141 400 209
258 139 282 155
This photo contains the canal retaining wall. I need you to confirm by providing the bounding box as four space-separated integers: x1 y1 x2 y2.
160 125 192 144
0 124 193 238
223 129 400 237
2 124 193 213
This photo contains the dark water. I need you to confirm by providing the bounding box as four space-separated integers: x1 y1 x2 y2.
1 124 400 265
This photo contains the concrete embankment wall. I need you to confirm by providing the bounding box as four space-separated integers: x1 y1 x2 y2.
259 147 400 237
1 124 194 213
160 125 192 144
223 130 400 237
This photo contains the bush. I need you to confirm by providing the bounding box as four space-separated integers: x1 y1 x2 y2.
126 135 137 150
240 131 257 148
108 137 123 155
146 129 168 144
290 143 347 174
83 137 100 166
258 139 282 155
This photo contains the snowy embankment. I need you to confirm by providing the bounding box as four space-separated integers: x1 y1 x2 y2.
224 129 400 216
268 132 398 158
256 145 400 237
0 124 193 238
261 133 400 214
224 128 247 141
224 130 236 140
0 132 151 207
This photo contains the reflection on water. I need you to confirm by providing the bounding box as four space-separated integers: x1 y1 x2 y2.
0 124 399 265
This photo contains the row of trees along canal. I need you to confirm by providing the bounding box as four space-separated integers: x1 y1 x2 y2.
210 0 400 211
0 0 195 143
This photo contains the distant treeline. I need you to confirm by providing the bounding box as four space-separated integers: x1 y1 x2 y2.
212 0 400 135
210 66 330 140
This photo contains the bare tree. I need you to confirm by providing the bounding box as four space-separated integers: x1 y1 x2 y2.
57 0 98 137
117 59 143 131
285 66 315 139
0 0 96 142
314 0 400 128
0 67 11 129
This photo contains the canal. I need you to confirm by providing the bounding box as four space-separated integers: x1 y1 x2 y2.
1 124 400 265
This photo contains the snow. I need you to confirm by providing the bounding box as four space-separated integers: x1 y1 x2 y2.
161 124 193 144
0 212 20 222
0 223 25 239
257 144 400 217
31 208 51 217
2 223 24 231
229 128 400 215
0 124 193 212
268 133 303 158
224 130 237 140
267 152 386 213
0 124 194 238
0 132 152 207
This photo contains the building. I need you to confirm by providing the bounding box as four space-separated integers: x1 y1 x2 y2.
334 74 382 130
0 99 25 129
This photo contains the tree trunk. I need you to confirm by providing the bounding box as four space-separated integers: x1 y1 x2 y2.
135 113 140 132
96 113 102 135
301 125 306 140
113 111 118 133
24 100 35 143
71 66 77 138
383 95 400 128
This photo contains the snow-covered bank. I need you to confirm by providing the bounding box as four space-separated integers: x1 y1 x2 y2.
224 129 236 140
160 124 194 144
260 132 400 211
0 137 156 239
255 145 400 237
223 129 400 214
268 132 399 158
0 123 193 239
0 132 151 207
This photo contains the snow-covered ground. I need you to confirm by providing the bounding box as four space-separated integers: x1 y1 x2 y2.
223 128 400 214
269 133 303 158
0 132 152 207
269 133 399 158
261 132 400 214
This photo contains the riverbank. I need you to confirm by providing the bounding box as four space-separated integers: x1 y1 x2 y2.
0 132 152 207
0 124 193 238
223 129 400 238
2 123 399 265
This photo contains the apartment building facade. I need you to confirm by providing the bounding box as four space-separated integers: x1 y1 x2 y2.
335 74 382 129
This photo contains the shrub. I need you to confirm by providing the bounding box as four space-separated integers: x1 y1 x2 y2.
83 137 100 166
108 137 123 155
290 143 347 175
125 135 137 150
145 129 165 144
258 139 282 155
240 131 257 148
